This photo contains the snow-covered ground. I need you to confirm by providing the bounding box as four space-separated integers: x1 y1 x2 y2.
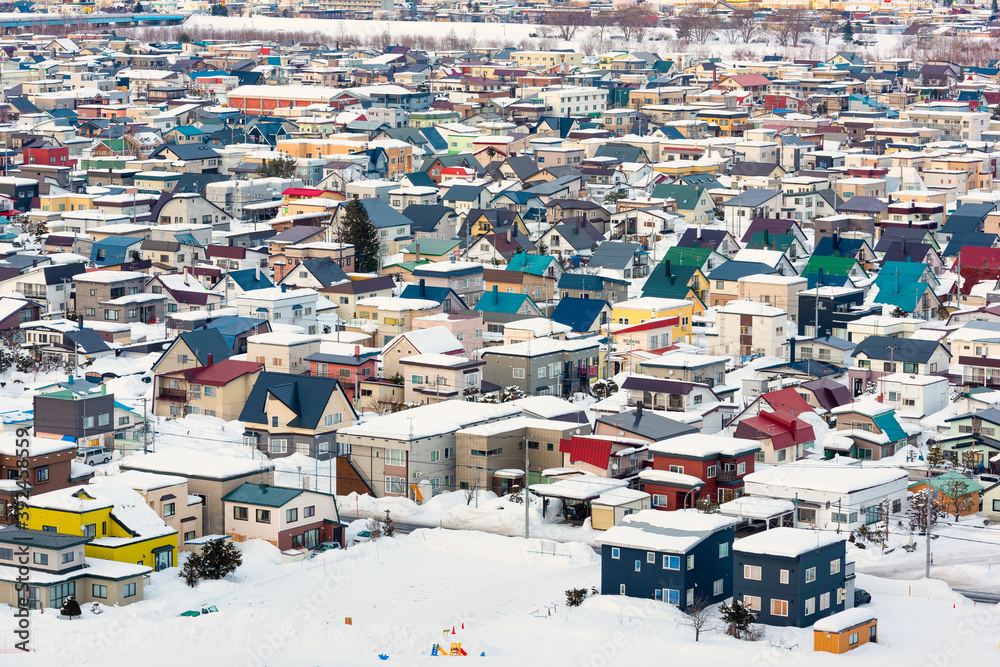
2 526 998 665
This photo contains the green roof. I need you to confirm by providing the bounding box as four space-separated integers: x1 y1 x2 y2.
221 482 304 508
665 246 712 267
650 184 706 211
802 255 865 277
921 471 984 496
385 259 433 272
746 232 795 252
474 291 539 315
642 261 700 301
873 261 933 312
401 238 461 256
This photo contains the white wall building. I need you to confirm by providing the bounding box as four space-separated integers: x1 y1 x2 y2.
715 300 789 359
236 285 320 334
878 373 949 423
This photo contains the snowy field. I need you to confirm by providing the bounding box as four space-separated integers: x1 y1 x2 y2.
2 527 999 666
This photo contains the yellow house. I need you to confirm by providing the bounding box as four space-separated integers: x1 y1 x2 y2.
611 297 694 344
24 480 179 572
39 191 97 213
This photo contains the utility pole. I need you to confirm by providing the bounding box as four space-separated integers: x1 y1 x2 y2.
523 435 530 540
142 397 148 454
792 492 798 528
926 470 933 579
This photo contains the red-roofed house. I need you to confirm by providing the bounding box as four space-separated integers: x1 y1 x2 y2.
734 387 817 423
558 434 648 479
642 434 760 508
957 246 1000 307
718 73 773 94
733 411 815 465
154 359 265 420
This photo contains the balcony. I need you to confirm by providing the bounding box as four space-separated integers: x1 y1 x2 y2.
716 469 739 483
157 387 188 402
845 561 856 580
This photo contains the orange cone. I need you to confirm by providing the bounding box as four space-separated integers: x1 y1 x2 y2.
461 623 465 630
452 626 456 635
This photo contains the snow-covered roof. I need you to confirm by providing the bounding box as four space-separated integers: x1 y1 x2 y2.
482 337 599 358
402 352 474 367
389 326 464 354
592 487 650 507
717 299 786 317
247 332 321 345
121 450 275 480
340 399 522 441
639 352 730 368
831 399 895 417
813 607 877 634
355 296 439 310
719 496 796 521
115 470 188 492
597 508 737 553
734 526 846 559
529 474 627 501
0 435 73 457
745 461 907 495
510 395 584 419
504 317 572 336
648 433 760 458
637 469 704 488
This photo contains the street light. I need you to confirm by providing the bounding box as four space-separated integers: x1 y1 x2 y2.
683 483 704 510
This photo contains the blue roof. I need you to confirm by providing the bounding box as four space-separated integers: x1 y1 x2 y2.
801 272 854 290
360 198 413 230
400 284 468 309
90 236 141 266
813 235 868 258
558 273 626 291
507 253 556 276
873 261 933 312
228 268 275 292
175 232 201 246
177 329 233 365
204 315 269 349
474 290 539 315
239 371 351 429
550 297 608 332
707 261 776 281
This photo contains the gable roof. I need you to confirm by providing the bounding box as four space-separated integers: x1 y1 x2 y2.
589 242 642 270
239 371 353 429
851 335 946 364
596 409 698 441
550 297 609 332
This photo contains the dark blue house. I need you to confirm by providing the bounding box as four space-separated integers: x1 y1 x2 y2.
597 510 736 610
733 527 849 628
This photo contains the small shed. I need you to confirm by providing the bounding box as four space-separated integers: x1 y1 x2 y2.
814 608 877 654
591 487 651 530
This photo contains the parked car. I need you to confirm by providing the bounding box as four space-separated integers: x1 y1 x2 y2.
313 541 342 554
978 473 999 487
352 530 373 545
77 446 113 466
855 589 871 606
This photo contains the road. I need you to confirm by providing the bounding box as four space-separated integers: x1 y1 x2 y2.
954 589 1000 604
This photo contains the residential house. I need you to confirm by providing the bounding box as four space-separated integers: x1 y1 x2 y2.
716 300 789 359
829 400 917 461
480 338 600 399
222 483 344 550
645 434 760 507
848 336 949 397
154 359 264 420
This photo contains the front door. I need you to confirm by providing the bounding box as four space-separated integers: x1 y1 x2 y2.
154 550 173 572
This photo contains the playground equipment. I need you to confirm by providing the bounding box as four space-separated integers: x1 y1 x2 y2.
430 643 467 656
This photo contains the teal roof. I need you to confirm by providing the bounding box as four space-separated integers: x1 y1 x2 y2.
924 471 984 496
871 410 908 443
221 482 304 508
474 291 539 314
169 125 205 136
401 238 460 256
506 253 555 276
649 184 705 211
873 261 932 312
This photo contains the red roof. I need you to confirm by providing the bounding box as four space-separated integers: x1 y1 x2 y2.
183 359 265 386
724 73 772 88
282 188 324 197
559 437 612 470
207 245 248 259
958 246 1000 295
734 411 815 450
762 387 814 416
615 317 679 334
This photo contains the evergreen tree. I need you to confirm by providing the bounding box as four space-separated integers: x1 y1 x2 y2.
993 0 998 14
254 154 298 179
907 489 944 532
134 1 144 11
926 444 948 468
383 509 396 537
60 595 81 619
210 3 228 15
342 199 380 273
842 21 854 44
719 599 756 639
179 539 242 588
181 559 200 588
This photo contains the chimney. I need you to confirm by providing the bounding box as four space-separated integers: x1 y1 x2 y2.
493 283 498 304
415 242 421 262
697 224 702 240
575 218 580 235
636 401 643 417
832 231 838 249
789 337 796 363
506 229 511 243
206 353 214 366
419 278 426 297
664 259 671 276
255 265 260 281
355 345 360 356
281 283 286 293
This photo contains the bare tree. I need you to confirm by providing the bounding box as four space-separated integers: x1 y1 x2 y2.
614 5 657 43
676 6 714 44
941 479 975 522
774 8 809 48
677 594 715 641
732 9 760 43
822 8 842 45
546 10 590 41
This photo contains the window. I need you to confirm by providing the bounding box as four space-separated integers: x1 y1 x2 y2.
830 559 841 575
634 560 642 572
92 584 108 599
805 597 815 616
663 555 680 570
36 467 49 483
687 555 695 570
849 632 859 646
619 584 626 594
780 569 789 584
663 589 680 605
737 462 746 475
805 566 817 584
124 583 136 598
61 551 74 564
719 542 729 558
0 548 11 560
771 599 788 617
706 465 716 478
49 581 75 609
820 592 830 610
84 524 96 538
184 531 196 542
163 503 175 518
270 439 287 454
744 564 761 580
513 368 525 379
686 588 695 606
286 508 298 523
204 386 216 397
304 506 315 518
864 505 882 525
256 509 271 523
652 494 668 508
797 507 817 524
611 547 620 559
387 449 406 466
538 366 547 378
83 416 94 429
385 477 405 495
668 465 684 474
713 579 724 596
743 595 761 611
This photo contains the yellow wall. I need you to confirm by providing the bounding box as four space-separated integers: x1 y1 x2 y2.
611 302 695 344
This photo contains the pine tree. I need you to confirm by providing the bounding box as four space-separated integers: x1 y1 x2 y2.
907 489 944 532
719 598 756 639
134 1 144 11
342 199 380 273
842 21 854 44
179 539 242 588
181 558 200 588
383 509 396 537
993 0 998 14
926 444 948 468
254 154 298 179
60 595 81 619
